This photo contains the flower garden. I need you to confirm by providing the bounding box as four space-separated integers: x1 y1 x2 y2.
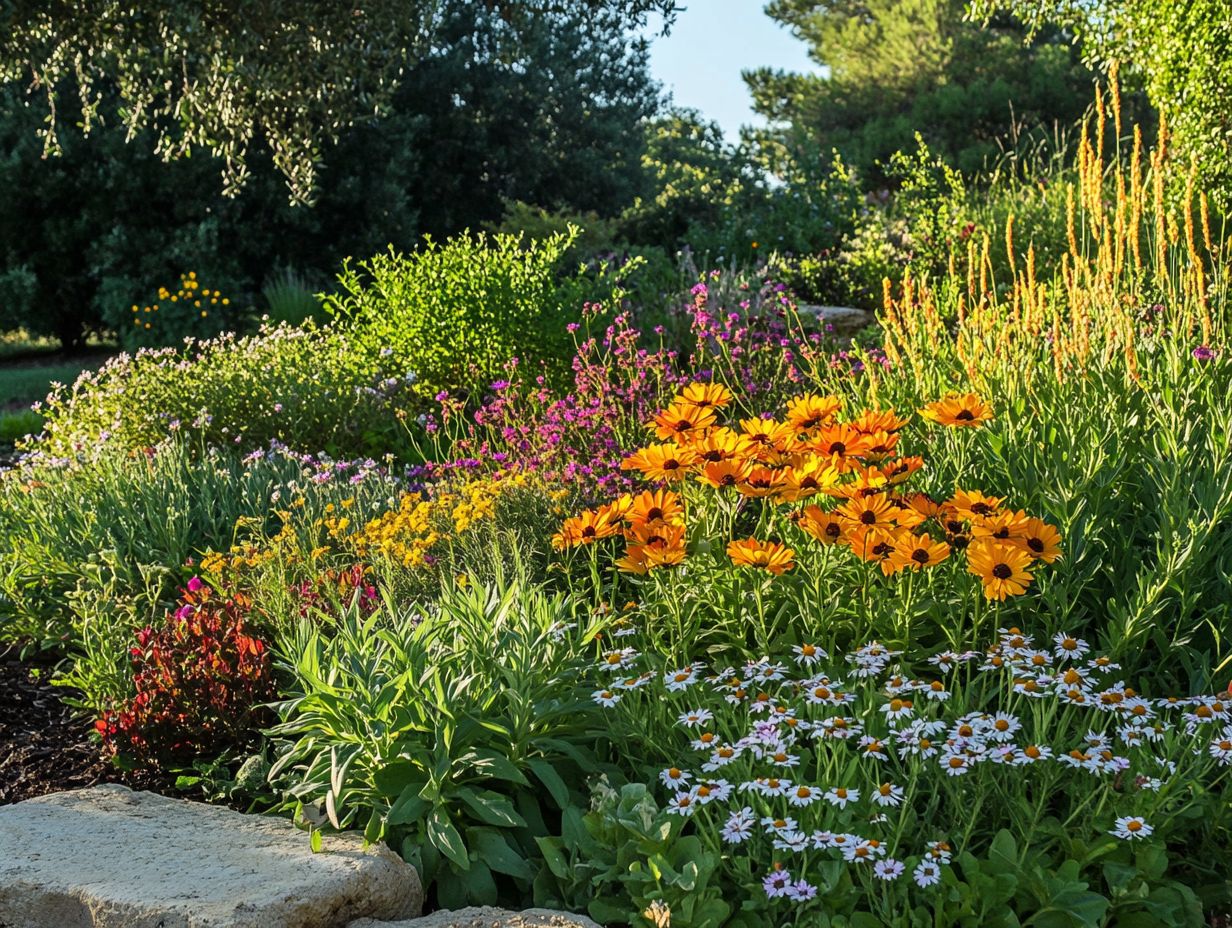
3 87 1232 927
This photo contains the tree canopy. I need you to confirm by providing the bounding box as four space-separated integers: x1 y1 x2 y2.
745 0 1095 185
0 0 679 204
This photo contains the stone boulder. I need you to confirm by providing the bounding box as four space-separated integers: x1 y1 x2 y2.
0 784 422 928
349 908 601 928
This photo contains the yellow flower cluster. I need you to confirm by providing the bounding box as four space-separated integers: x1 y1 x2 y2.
131 271 231 330
328 470 529 569
200 506 309 576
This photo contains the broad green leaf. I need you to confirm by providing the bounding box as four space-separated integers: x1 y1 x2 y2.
427 807 470 870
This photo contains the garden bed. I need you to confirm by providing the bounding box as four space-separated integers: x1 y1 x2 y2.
0 654 166 805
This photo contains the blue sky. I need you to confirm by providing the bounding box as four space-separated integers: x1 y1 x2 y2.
646 1 817 141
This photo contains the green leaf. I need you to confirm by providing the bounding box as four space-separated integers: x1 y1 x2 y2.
458 859 499 906
387 786 431 827
373 760 422 798
471 827 535 880
535 836 571 880
459 748 530 786
310 829 323 854
528 758 571 809
427 807 470 870
458 788 527 828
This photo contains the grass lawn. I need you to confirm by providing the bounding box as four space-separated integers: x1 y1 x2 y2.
0 336 117 448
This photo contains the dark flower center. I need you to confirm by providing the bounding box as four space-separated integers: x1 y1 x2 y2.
1028 538 1044 552
911 549 930 564
971 503 993 515
824 523 841 538
860 511 877 524
828 442 846 455
992 563 1012 579
956 410 975 421
646 507 663 521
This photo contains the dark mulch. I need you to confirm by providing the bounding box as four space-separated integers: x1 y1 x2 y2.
0 654 165 805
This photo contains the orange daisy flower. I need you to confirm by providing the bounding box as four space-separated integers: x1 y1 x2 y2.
626 489 684 527
697 459 753 489
949 489 1004 521
806 424 874 468
879 455 924 485
1009 518 1063 563
849 526 906 573
676 381 734 410
886 533 951 572
651 401 717 442
739 418 795 459
967 539 1035 600
970 509 1031 543
850 408 911 434
551 508 620 549
836 493 899 532
797 506 846 545
920 393 994 428
737 466 788 498
727 538 796 574
688 426 752 465
785 393 842 433
779 457 840 501
621 443 697 482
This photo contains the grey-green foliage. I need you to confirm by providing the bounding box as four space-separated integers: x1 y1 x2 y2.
268 578 603 907
0 0 681 204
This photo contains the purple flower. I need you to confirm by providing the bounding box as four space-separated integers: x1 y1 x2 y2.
1194 344 1216 362
763 868 794 898
186 576 204 593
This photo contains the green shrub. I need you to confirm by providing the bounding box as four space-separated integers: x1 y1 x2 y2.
325 228 638 403
34 321 399 458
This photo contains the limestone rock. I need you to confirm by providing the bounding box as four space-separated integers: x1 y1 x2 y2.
349 906 602 928
0 784 422 928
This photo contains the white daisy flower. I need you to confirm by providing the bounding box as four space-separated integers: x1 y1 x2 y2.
787 784 821 807
677 708 714 728
873 858 905 881
872 782 905 807
823 786 859 808
664 665 700 691
721 807 755 844
1012 744 1053 765
599 648 638 671
760 814 799 834
987 712 1021 742
773 830 811 852
702 744 742 771
659 767 692 789
591 689 620 707
1052 633 1089 661
879 698 915 723
792 643 826 665
666 791 697 816
913 860 942 887
1209 733 1232 764
1110 816 1153 840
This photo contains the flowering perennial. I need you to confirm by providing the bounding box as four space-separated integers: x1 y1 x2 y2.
593 625 1232 913
555 384 1060 600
